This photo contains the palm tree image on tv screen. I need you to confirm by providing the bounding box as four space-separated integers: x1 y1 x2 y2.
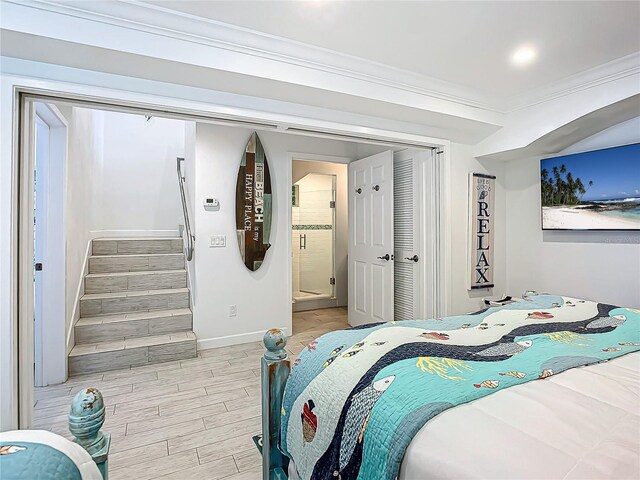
540 143 640 230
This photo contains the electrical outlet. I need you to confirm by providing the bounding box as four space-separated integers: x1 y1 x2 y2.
229 305 237 317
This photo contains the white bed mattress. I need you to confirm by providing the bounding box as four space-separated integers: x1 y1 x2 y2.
399 352 640 480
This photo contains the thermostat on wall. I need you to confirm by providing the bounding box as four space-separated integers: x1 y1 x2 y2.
203 197 219 210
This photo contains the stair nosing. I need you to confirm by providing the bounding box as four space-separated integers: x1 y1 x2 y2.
85 269 187 279
69 332 196 357
76 308 192 326
81 287 189 301
89 253 184 259
93 237 182 241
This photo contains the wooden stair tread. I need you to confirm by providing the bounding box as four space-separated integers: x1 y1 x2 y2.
69 331 196 357
85 269 186 279
77 308 192 326
81 287 189 301
89 252 183 259
93 237 181 241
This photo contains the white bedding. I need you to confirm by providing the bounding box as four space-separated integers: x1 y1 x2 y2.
399 352 640 480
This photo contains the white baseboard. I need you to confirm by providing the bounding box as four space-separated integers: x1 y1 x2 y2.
197 327 291 351
89 229 180 238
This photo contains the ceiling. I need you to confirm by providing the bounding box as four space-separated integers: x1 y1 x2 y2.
143 0 640 99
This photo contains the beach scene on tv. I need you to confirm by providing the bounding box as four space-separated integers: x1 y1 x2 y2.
541 143 640 230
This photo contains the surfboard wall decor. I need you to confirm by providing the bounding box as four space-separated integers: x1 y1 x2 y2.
236 132 273 271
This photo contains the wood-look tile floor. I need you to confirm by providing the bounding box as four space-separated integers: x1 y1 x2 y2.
34 307 348 480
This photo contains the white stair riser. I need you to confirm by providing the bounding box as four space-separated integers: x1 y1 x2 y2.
93 238 182 256
68 339 196 375
75 313 192 344
89 254 184 273
80 291 189 317
85 271 187 294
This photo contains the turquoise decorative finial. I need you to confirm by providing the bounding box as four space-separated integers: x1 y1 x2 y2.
263 328 288 361
261 329 290 479
68 388 111 478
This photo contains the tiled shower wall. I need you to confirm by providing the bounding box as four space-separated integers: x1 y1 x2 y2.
292 174 334 296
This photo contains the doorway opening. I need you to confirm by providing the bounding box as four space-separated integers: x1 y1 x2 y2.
291 159 347 312
10 85 448 430
292 173 336 303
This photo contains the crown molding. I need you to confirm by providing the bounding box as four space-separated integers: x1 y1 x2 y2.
1 55 454 148
3 1 638 121
4 0 500 111
505 52 640 111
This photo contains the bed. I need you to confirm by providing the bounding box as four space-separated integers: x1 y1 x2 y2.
260 293 640 480
0 430 103 480
0 388 110 479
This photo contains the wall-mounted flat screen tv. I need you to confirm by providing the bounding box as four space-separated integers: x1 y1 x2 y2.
541 143 640 230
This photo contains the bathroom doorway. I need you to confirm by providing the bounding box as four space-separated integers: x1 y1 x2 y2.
292 172 336 307
291 158 348 312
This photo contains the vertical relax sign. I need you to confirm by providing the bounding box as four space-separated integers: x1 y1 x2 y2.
469 173 496 289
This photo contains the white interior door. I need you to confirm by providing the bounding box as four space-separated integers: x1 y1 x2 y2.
348 151 394 326
393 149 428 321
33 103 67 388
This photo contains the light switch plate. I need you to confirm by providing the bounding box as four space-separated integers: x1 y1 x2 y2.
209 235 226 247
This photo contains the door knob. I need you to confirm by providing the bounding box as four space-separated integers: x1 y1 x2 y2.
405 255 419 262
372 184 380 191
355 188 362 194
377 254 390 261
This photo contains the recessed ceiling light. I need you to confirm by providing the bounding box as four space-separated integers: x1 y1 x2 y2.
511 46 537 67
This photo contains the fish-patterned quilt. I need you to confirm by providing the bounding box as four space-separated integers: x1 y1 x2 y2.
281 294 640 480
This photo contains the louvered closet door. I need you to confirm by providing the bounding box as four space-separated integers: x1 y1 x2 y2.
394 150 423 321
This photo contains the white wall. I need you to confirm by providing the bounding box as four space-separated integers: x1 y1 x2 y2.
183 121 197 299
448 142 507 314
63 107 103 353
183 122 197 224
192 124 357 348
505 117 640 308
62 109 188 348
92 112 185 236
292 161 348 306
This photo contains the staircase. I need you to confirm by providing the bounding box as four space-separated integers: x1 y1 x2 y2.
69 237 196 375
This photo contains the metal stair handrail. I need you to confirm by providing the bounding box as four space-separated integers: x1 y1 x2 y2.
177 157 195 261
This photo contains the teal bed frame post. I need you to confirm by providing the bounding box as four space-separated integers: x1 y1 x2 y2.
262 329 291 480
68 388 111 479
